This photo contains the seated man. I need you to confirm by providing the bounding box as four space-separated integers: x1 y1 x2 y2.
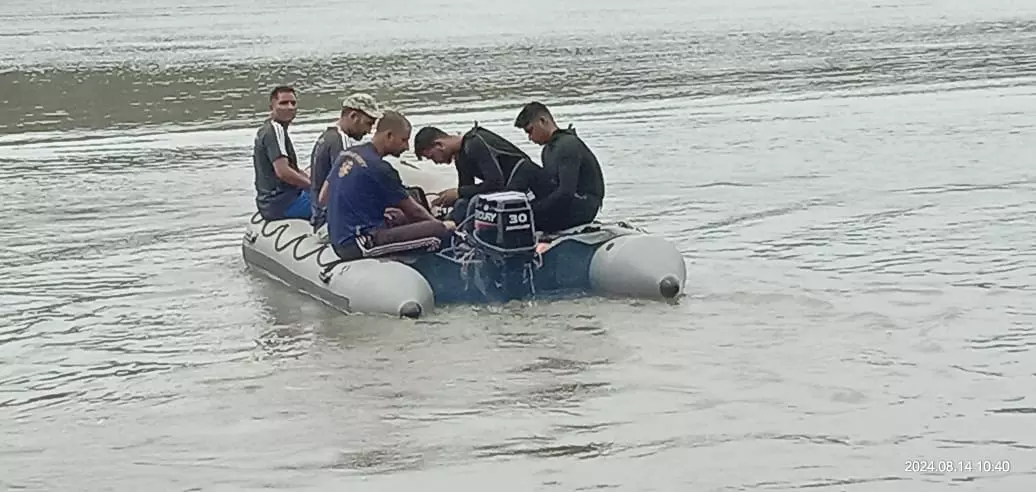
321 110 455 261
309 93 383 232
412 122 549 224
513 101 606 233
253 85 312 221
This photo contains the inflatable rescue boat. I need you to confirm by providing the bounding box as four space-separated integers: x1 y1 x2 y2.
241 162 687 318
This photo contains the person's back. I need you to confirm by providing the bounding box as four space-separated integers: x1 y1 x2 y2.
326 143 403 247
307 126 342 227
540 126 605 202
457 125 552 199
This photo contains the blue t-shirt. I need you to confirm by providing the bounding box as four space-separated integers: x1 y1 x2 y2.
326 142 409 246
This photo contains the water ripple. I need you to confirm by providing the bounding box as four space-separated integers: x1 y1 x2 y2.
3 16 1036 133
2 1 1036 490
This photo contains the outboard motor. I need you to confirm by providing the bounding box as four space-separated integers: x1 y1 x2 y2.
463 191 539 302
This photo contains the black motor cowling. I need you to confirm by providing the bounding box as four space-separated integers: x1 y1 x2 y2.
464 191 539 301
467 191 538 253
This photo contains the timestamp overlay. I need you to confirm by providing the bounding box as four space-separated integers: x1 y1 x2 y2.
898 453 1028 488
904 459 1012 475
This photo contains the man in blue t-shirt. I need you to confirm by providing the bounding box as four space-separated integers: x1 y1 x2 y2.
321 110 455 260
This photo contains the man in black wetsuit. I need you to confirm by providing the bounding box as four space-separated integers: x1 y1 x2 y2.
513 101 606 233
413 123 549 224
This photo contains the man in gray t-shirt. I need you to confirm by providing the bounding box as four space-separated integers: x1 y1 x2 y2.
253 85 312 221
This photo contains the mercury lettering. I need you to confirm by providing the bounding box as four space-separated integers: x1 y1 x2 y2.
474 210 498 222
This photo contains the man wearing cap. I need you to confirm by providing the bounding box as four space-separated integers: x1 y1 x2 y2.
412 122 549 224
308 93 383 231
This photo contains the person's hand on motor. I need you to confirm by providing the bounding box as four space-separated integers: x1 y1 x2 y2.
430 188 459 208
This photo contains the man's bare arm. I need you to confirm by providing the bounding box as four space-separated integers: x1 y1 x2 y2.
396 196 436 223
261 123 311 189
318 180 330 206
274 157 311 189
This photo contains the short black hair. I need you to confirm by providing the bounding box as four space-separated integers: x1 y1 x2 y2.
269 85 295 101
376 110 411 134
413 126 448 158
514 101 552 128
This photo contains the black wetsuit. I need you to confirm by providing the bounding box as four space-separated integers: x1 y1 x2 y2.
533 126 606 233
455 124 548 198
450 124 549 222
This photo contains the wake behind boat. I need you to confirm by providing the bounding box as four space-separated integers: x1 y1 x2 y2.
241 158 687 318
